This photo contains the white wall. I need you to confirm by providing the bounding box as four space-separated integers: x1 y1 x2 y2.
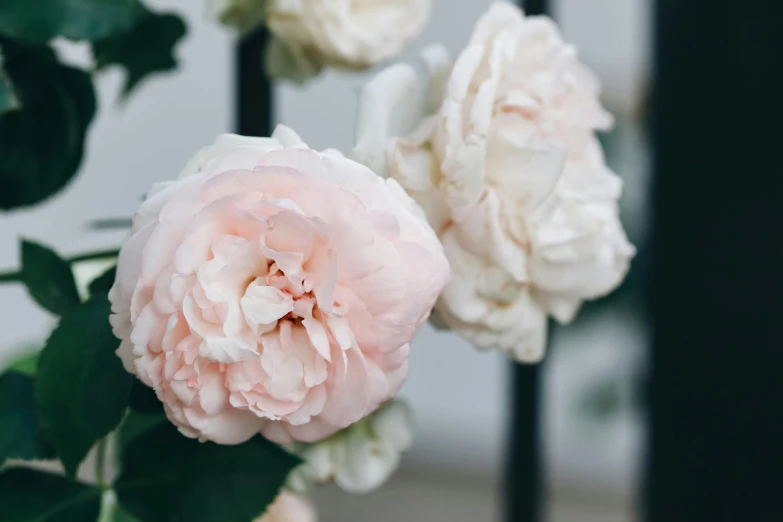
0 0 649 484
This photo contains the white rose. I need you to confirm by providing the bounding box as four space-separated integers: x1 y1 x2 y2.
265 0 432 81
353 2 635 362
288 400 413 494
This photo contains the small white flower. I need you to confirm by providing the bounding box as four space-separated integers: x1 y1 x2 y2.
352 2 635 362
265 0 431 81
289 400 413 494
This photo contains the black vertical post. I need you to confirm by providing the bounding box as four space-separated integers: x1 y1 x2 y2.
237 28 273 137
506 362 542 522
647 1 783 521
505 2 548 520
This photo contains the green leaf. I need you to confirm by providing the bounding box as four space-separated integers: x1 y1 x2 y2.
118 411 165 449
19 239 80 315
114 504 142 522
7 351 39 377
128 380 164 415
35 293 133 477
0 0 144 44
116 423 301 522
88 265 117 296
0 43 96 211
93 10 187 96
0 59 19 114
0 468 101 521
0 371 53 464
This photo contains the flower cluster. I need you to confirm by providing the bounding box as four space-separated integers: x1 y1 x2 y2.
102 3 634 520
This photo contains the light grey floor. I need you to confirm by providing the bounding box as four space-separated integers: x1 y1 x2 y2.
313 468 634 522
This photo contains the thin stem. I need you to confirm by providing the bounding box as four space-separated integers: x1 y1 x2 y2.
95 438 107 490
0 271 18 284
68 249 121 264
97 489 117 522
0 248 120 285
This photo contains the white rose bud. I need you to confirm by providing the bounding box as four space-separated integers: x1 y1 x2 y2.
289 400 413 494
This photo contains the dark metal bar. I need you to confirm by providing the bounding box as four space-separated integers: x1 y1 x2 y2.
506 362 542 522
505 0 548 519
646 1 783 521
237 28 273 137
522 0 548 16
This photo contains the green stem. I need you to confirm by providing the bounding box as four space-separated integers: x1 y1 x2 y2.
0 271 18 283
96 438 107 490
68 249 121 264
0 248 120 285
98 489 117 522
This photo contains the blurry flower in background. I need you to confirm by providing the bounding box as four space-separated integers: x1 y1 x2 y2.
353 1 634 363
109 126 449 446
288 399 413 494
209 0 268 35
211 0 432 82
256 491 317 522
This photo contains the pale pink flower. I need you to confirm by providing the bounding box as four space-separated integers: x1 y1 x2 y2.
256 492 317 522
109 127 448 445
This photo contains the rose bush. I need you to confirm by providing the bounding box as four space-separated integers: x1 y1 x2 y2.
353 1 634 362
109 126 449 445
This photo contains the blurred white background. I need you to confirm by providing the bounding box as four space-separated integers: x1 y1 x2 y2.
0 1 650 520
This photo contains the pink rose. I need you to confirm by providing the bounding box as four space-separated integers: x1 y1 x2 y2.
109 126 449 445
256 492 316 522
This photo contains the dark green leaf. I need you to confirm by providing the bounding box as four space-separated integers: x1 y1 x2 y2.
0 0 144 44
35 293 133 477
114 504 142 522
0 43 96 211
93 10 186 96
0 371 53 464
20 239 80 315
0 468 101 521
88 265 117 295
116 423 301 522
0 60 19 114
7 351 39 377
129 379 164 414
118 411 165 449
